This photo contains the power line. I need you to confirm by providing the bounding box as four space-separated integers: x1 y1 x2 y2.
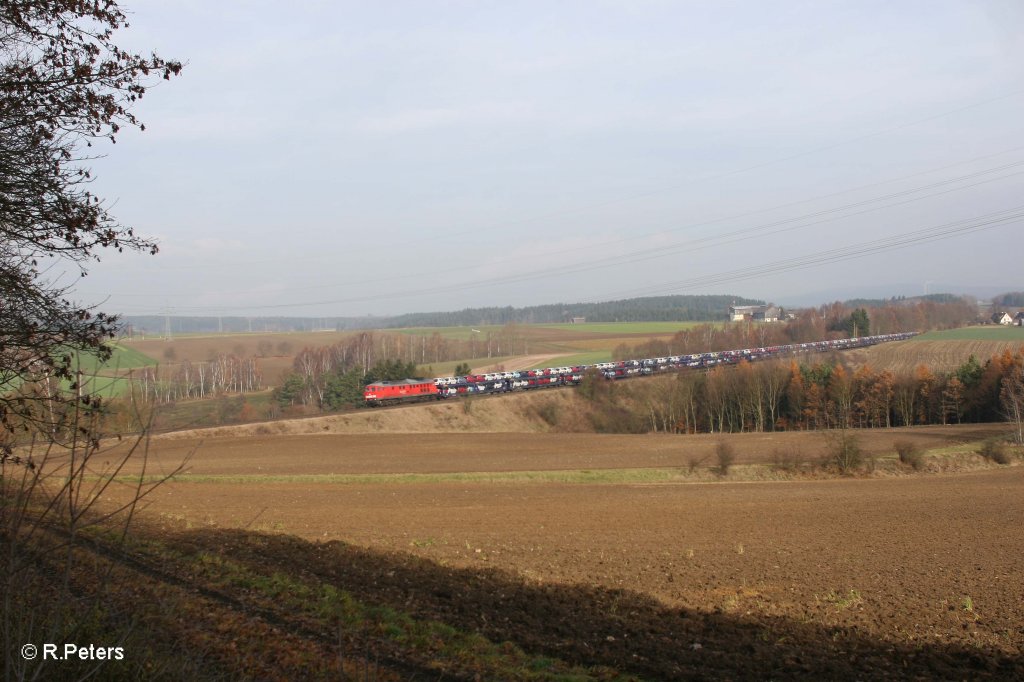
603 206 1024 299
97 87 1024 276
108 203 1024 314
82 153 1024 307
90 142 1024 289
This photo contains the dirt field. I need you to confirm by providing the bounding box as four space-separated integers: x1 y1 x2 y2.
126 423 1003 475
99 422 1024 679
472 354 564 373
124 330 352 364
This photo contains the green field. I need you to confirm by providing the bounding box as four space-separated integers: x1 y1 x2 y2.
535 321 713 334
392 321 716 341
915 326 1024 341
2 344 158 396
66 375 135 399
392 326 508 340
66 343 159 398
74 343 158 372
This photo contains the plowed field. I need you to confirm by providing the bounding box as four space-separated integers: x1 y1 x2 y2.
107 424 1024 680
846 339 1024 374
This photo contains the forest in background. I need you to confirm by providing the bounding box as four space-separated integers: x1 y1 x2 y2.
122 294 766 334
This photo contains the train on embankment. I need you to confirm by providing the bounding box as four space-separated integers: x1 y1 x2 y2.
362 332 918 406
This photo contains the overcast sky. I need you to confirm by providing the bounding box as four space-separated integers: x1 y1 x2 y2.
69 0 1024 317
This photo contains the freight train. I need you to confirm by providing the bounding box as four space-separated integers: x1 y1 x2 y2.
363 332 917 406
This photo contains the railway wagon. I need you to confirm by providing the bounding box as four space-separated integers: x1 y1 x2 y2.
362 332 919 407
363 379 440 406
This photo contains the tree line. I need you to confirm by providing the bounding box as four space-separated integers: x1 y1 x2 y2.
992 291 1024 307
272 328 531 410
581 348 1024 439
380 294 764 327
121 294 765 334
124 355 263 404
613 298 977 361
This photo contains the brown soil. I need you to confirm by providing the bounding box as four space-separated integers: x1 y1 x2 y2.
472 354 564 373
102 423 1024 680
125 330 352 364
127 423 1004 477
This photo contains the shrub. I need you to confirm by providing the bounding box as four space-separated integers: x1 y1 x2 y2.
535 401 560 427
577 368 609 403
686 454 708 474
894 439 924 470
771 446 804 472
715 442 736 477
824 430 862 474
589 404 646 433
978 437 1011 464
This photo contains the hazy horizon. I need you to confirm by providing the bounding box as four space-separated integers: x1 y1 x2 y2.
67 1 1024 318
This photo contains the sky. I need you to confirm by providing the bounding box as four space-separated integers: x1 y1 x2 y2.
67 0 1024 318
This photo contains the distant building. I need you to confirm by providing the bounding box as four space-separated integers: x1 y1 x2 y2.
992 311 1012 325
570 317 586 324
729 304 779 322
1015 312 1024 327
729 305 758 321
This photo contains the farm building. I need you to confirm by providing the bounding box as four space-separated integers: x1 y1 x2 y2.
1016 312 1024 327
729 304 779 322
992 311 1012 325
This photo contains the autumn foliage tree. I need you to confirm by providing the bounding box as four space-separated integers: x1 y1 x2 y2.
1 1 181 434
585 345 1024 439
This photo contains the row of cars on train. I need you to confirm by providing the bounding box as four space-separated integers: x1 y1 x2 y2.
362 332 918 406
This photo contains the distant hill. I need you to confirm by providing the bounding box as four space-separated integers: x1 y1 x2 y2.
992 291 1024 307
121 295 764 335
383 295 764 327
841 293 970 307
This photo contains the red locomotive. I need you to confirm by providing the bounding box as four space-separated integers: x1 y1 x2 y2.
363 379 439 406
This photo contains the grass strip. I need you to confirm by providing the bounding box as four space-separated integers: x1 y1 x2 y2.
104 530 633 681
113 467 695 486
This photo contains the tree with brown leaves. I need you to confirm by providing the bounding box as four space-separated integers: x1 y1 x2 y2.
1 1 181 434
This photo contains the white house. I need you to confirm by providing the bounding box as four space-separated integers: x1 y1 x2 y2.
992 311 1012 325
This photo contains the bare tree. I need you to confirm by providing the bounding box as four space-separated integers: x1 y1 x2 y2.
1000 365 1024 445
760 361 790 431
